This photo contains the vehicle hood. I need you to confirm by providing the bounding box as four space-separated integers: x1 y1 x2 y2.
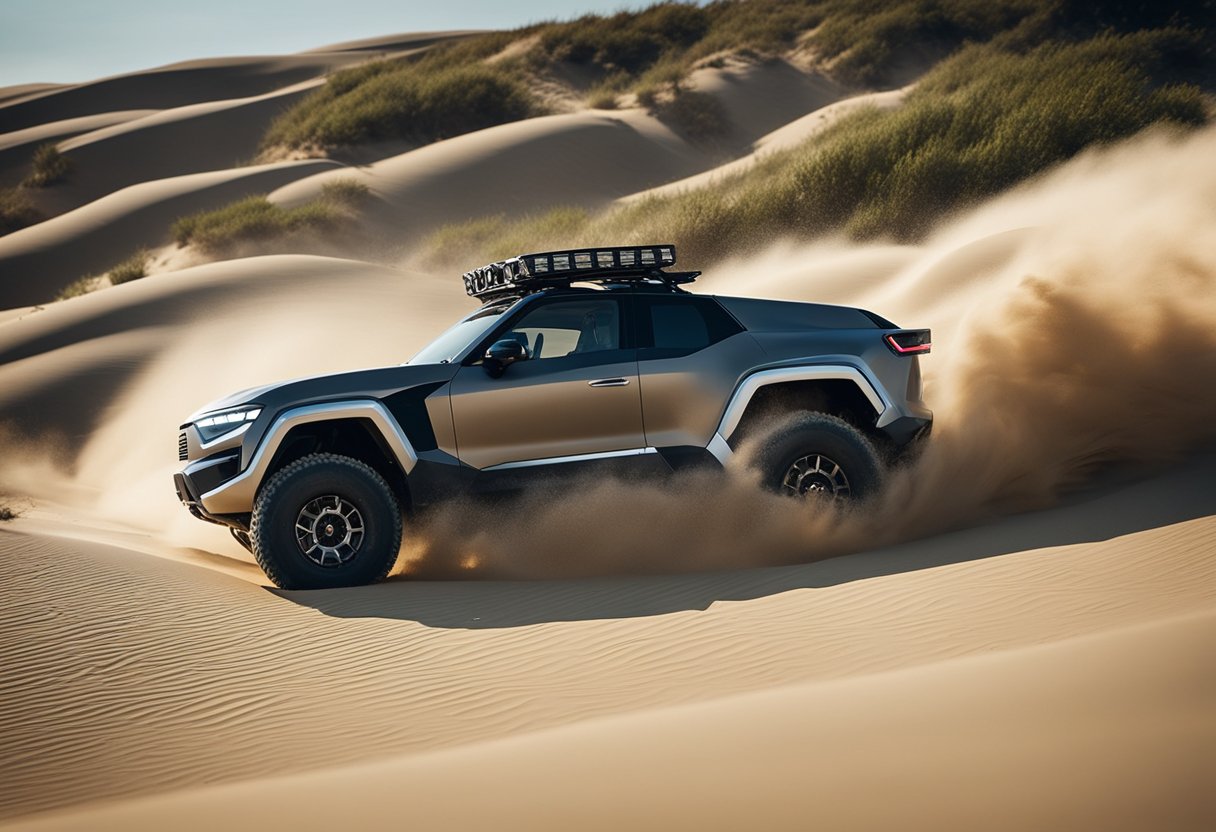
184 363 458 424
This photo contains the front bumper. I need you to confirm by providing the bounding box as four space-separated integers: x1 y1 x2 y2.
173 450 244 528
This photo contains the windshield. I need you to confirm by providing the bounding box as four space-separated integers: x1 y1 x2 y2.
409 303 510 365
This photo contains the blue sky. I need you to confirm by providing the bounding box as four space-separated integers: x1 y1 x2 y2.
0 0 669 88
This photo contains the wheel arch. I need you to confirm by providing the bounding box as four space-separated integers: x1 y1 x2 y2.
263 417 412 513
720 368 892 452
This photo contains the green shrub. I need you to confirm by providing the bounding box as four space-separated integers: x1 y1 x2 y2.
0 187 42 236
56 275 101 300
660 89 731 143
587 89 620 109
319 177 372 204
108 249 151 285
172 180 370 253
23 143 72 187
262 61 543 153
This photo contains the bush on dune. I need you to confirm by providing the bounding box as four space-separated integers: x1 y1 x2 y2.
262 61 542 154
108 249 151 285
23 143 72 188
0 187 42 236
172 178 370 253
55 275 101 301
420 29 1210 268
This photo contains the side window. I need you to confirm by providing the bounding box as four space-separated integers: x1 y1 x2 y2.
641 296 742 355
503 298 621 360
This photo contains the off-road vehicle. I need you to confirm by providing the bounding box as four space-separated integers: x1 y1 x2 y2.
174 244 932 589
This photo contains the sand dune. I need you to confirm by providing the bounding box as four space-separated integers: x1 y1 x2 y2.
0 162 343 304
0 55 366 134
302 30 483 54
623 86 907 203
24 81 325 216
0 111 156 186
0 83 63 107
17 609 1213 832
269 109 714 240
683 58 846 151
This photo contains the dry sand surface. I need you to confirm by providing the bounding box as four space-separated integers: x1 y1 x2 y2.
1 31 1215 832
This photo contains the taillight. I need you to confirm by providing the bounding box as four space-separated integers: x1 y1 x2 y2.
885 329 931 355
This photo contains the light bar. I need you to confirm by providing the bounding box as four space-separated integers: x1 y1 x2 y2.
462 244 677 300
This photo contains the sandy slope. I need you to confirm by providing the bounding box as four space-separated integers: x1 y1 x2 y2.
0 83 62 107
18 612 1214 832
684 58 846 151
0 162 343 304
0 111 156 186
26 80 326 216
0 55 366 133
623 86 907 202
269 109 713 238
302 30 484 54
0 493 1212 827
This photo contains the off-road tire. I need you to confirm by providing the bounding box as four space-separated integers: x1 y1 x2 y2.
250 453 402 590
752 413 883 501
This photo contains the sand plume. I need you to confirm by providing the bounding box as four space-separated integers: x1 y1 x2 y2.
406 125 1216 578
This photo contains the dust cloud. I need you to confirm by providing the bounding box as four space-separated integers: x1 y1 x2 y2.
405 125 1216 578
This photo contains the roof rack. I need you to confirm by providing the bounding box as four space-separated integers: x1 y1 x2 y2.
462 244 699 303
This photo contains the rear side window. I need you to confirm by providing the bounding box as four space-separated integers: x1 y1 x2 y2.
639 296 742 355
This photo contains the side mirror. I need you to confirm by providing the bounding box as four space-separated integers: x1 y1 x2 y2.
483 339 527 378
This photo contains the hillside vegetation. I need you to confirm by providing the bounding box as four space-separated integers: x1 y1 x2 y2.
170 179 370 254
421 22 1211 268
262 0 1213 158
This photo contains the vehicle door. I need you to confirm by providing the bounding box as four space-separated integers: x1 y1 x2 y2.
635 294 764 448
449 294 645 470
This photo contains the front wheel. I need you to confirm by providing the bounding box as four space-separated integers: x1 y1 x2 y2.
751 413 883 501
250 453 402 590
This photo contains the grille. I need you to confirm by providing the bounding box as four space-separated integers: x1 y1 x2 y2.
178 432 188 461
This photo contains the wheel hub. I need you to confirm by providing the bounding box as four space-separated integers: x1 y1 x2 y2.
781 454 851 499
295 495 365 567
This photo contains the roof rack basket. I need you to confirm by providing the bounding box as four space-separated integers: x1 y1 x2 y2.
462 244 698 303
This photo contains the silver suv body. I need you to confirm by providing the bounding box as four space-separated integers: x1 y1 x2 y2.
174 245 931 588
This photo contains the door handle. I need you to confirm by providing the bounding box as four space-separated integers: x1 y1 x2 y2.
588 377 630 387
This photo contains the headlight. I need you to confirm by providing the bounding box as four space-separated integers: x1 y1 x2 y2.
194 406 262 444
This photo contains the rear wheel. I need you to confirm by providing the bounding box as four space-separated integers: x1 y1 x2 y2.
250 453 402 590
752 413 883 501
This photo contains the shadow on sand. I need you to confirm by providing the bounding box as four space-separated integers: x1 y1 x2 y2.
272 452 1216 630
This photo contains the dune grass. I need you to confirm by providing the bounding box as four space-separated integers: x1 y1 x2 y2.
172 178 370 253
55 275 101 301
262 57 543 154
23 143 72 188
108 249 151 285
420 29 1210 268
0 187 42 236
264 0 1214 158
